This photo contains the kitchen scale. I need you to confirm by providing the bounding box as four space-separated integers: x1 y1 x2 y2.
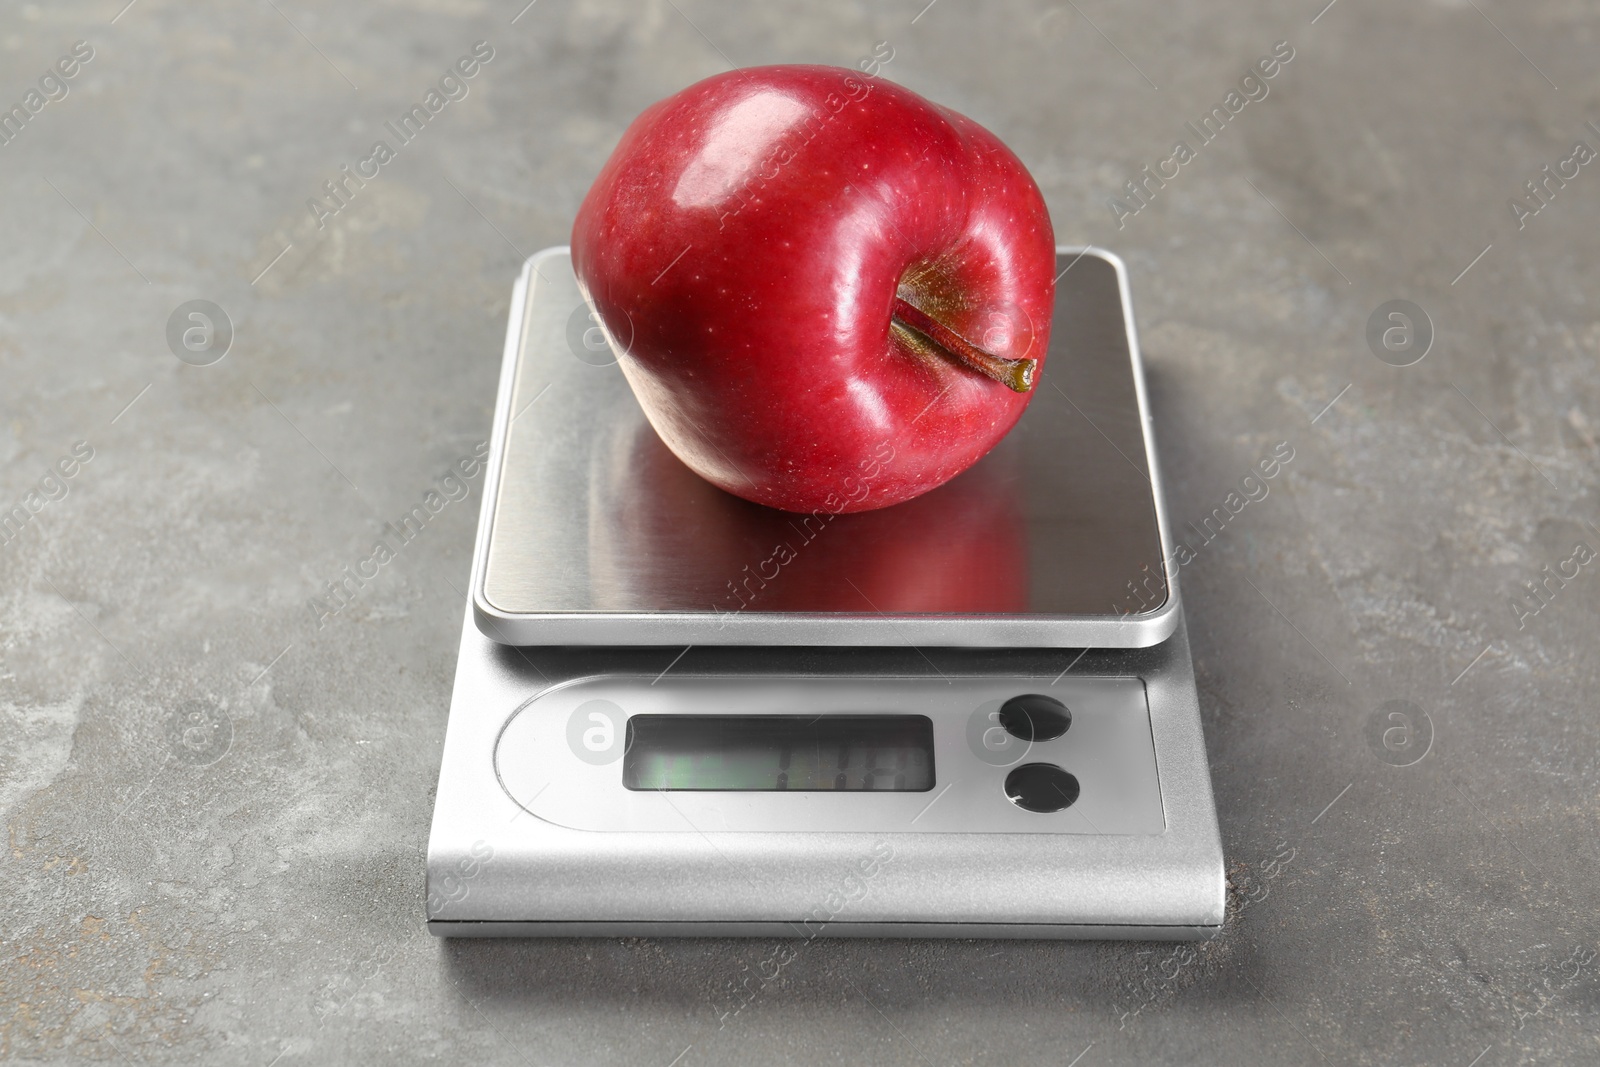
426 246 1224 938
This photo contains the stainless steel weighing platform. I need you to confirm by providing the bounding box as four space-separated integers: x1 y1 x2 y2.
426 247 1225 938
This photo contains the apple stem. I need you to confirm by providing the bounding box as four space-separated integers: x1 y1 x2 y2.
891 297 1037 393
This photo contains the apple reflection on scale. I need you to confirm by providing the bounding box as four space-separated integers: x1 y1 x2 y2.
425 246 1225 939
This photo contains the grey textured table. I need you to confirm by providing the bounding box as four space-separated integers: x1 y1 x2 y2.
3 1 1597 1064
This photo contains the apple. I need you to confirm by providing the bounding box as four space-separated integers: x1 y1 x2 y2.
571 64 1055 513
586 418 1030 614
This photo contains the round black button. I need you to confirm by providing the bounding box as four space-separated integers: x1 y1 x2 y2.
1004 763 1080 813
997 694 1071 742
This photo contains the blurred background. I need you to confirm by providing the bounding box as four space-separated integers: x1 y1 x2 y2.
2 0 1597 1063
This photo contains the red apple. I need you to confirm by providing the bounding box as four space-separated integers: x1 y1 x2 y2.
571 64 1055 513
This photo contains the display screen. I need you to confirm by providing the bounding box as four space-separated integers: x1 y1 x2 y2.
623 715 935 792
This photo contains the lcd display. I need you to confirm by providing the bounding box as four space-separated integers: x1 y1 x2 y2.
623 715 935 792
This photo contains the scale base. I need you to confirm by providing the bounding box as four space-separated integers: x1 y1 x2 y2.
426 610 1224 939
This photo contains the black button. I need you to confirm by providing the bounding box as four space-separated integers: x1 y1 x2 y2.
998 694 1071 742
1004 763 1080 813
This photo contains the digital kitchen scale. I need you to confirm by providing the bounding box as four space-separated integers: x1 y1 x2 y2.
425 247 1225 938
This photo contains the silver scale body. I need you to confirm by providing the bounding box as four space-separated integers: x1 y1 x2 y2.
426 247 1225 938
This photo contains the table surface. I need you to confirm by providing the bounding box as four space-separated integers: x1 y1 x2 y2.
3 1 1597 1064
